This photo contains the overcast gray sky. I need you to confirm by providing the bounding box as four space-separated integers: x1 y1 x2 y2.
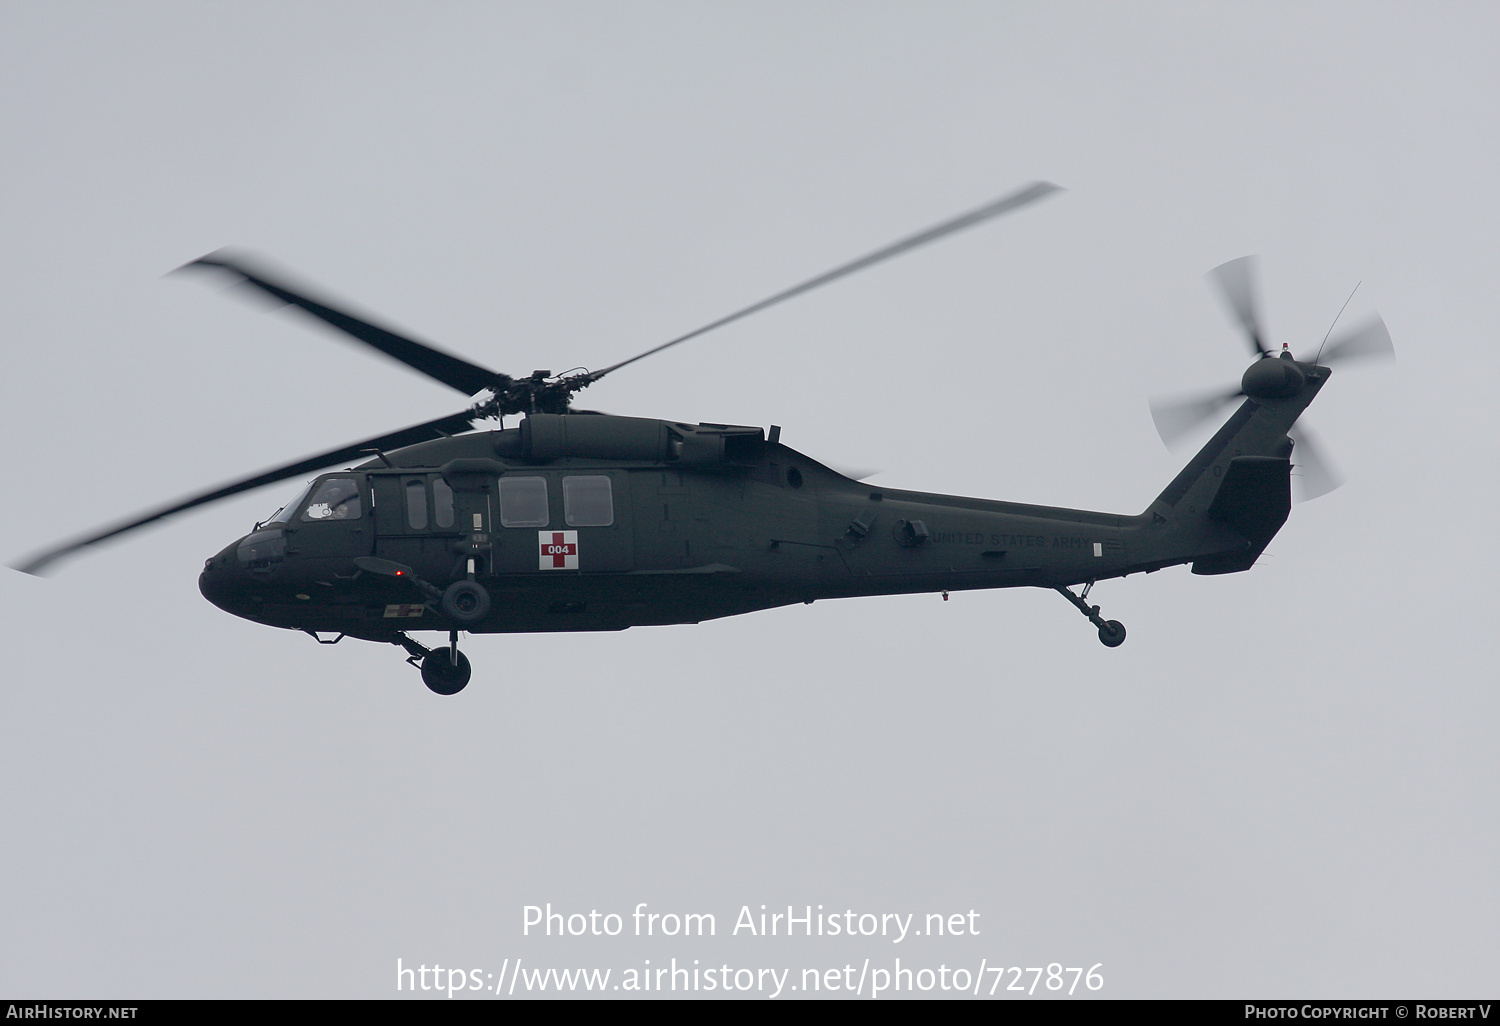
2 1 1496 1000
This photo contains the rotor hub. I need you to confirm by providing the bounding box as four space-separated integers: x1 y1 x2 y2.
1240 356 1306 400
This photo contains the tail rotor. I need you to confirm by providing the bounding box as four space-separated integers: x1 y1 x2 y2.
1148 256 1393 500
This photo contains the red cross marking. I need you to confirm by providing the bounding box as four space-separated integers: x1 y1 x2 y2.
543 532 578 568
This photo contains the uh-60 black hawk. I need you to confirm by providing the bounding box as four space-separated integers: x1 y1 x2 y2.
14 182 1395 694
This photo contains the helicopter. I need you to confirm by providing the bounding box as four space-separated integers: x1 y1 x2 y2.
12 181 1394 694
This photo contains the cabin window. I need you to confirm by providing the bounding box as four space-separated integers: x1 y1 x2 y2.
499 476 549 527
563 475 613 527
405 479 428 530
301 477 362 521
433 478 455 529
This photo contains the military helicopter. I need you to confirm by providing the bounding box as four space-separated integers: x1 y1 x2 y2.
12 182 1394 694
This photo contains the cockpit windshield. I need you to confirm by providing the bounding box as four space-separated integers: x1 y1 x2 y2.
264 482 315 526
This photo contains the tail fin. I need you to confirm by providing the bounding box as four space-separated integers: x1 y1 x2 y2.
1141 363 1329 574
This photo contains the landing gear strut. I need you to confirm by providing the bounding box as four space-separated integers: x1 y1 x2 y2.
395 630 473 695
1054 583 1127 648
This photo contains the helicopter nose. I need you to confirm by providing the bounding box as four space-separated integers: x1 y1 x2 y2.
198 546 241 609
198 539 259 616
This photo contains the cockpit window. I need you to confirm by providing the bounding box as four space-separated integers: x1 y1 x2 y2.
236 528 286 565
301 477 362 521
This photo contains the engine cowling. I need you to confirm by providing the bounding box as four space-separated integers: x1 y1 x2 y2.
508 414 766 464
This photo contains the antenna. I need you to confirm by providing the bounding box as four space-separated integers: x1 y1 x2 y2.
1314 282 1360 364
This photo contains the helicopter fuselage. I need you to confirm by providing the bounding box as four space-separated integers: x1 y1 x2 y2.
197 401 1303 642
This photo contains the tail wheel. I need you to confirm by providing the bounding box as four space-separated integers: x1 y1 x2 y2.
421 649 471 695
1097 620 1127 648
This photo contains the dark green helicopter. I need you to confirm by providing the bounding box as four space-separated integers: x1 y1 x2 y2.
13 182 1394 694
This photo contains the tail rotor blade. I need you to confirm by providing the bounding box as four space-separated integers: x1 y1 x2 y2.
1288 424 1344 501
1149 386 1244 448
1318 314 1394 366
1209 256 1271 358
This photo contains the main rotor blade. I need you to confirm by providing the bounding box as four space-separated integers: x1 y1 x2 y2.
1209 256 1271 358
1317 314 1394 366
1149 385 1244 448
11 410 477 575
182 252 504 396
826 463 882 482
1289 424 1344 501
586 181 1063 382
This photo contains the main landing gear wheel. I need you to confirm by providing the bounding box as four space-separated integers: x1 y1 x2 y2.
1097 620 1127 648
441 580 490 624
421 649 471 695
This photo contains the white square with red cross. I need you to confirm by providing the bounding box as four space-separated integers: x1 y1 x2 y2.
539 530 579 570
